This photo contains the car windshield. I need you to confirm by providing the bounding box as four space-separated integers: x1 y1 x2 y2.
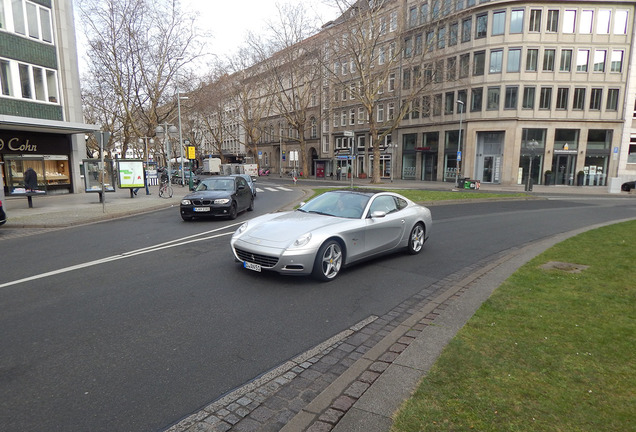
196 179 234 192
299 191 370 219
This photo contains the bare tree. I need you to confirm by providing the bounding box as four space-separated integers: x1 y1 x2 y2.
248 3 324 178
322 0 463 183
77 0 203 160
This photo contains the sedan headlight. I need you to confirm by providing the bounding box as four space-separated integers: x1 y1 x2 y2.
214 198 231 205
293 232 312 247
181 199 191 205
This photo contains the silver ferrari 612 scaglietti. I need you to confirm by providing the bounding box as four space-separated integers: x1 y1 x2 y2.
230 189 432 281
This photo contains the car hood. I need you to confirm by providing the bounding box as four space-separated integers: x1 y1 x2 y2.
184 190 232 200
241 211 350 245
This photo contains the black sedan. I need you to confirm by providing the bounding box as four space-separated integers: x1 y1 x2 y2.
621 180 635 192
180 176 254 221
0 199 6 225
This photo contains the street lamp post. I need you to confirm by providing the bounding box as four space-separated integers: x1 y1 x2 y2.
138 137 154 164
155 124 178 185
455 100 465 188
525 139 539 191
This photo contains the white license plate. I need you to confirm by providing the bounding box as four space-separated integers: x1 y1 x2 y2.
244 261 262 272
194 207 210 212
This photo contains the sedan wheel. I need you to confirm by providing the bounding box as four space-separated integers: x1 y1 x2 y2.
228 203 238 220
313 240 343 281
407 223 425 255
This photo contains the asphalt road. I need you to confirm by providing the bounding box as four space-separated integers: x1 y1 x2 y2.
1 187 634 431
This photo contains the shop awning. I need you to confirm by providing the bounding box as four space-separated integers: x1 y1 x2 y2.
0 115 100 135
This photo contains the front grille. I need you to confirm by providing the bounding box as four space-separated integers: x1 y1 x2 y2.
191 199 214 205
235 248 279 268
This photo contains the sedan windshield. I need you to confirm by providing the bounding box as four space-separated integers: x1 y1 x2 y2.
197 179 234 192
300 191 370 219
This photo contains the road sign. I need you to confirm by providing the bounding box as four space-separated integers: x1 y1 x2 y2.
457 150 462 161
344 130 354 137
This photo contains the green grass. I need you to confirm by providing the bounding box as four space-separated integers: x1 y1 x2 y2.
391 220 636 432
306 187 529 203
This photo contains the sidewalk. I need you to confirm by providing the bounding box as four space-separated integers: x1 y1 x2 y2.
2 184 188 228
1 179 630 432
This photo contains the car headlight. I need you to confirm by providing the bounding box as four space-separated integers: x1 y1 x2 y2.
214 198 230 205
293 232 312 247
234 222 248 237
181 199 191 205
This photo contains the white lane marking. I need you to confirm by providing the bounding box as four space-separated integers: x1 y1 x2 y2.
0 224 242 289
277 187 293 191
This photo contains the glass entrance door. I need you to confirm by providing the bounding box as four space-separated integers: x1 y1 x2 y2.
553 154 577 185
552 154 576 186
482 156 494 182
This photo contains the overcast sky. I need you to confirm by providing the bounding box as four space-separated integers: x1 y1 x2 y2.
182 0 340 58
75 0 340 73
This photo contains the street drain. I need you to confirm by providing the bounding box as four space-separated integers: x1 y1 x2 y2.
540 261 589 274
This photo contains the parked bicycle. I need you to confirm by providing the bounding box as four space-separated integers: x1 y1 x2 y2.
158 179 173 198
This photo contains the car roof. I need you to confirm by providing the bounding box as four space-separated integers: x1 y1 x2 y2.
329 188 391 197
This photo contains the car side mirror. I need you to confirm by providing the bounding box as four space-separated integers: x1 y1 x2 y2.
371 210 387 218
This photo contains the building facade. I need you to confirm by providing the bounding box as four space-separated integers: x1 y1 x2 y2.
0 0 95 198
241 0 636 189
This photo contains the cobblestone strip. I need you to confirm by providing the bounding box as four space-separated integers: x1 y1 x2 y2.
164 250 511 432
164 316 379 432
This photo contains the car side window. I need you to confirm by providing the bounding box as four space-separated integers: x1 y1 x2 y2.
369 196 398 214
237 178 247 190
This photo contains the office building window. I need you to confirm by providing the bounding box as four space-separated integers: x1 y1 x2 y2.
504 86 518 109
459 54 470 78
438 26 446 49
589 88 602 110
580 10 593 33
445 92 455 114
447 56 457 81
522 86 535 109
526 49 538 71
590 88 603 110
606 89 619 111
487 87 500 110
475 13 488 38
492 10 505 35
507 48 521 72
610 50 624 73
597 10 611 34
510 9 524 33
473 51 485 75
573 88 586 110
471 87 483 112
543 49 555 71
593 50 606 72
614 10 628 34
576 50 589 72
1 60 13 96
563 10 576 33
529 9 541 32
539 87 552 109
449 22 458 45
433 94 442 116
556 88 569 110
462 17 472 42
560 49 572 72
547 10 559 32
489 49 503 73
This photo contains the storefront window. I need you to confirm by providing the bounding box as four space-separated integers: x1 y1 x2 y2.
4 156 47 194
554 129 579 150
